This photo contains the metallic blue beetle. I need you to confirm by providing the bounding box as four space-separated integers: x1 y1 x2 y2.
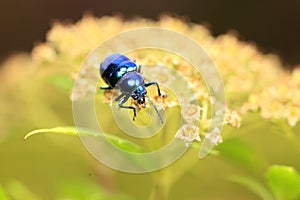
100 53 164 123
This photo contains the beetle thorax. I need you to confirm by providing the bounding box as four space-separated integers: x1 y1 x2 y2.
117 72 145 94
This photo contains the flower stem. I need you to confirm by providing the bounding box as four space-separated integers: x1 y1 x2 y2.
148 180 169 200
201 100 209 120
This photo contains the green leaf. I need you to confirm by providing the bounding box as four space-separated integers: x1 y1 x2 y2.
5 180 40 200
191 143 220 156
24 126 144 153
266 165 300 200
217 139 263 170
0 185 9 200
56 178 132 200
228 175 273 200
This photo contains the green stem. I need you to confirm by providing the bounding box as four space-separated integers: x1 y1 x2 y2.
201 100 209 120
148 148 200 200
148 173 170 200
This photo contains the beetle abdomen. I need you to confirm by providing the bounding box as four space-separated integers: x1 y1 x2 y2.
100 53 128 76
100 54 137 87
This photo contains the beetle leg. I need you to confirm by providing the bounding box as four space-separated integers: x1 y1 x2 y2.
137 64 142 73
144 81 161 96
115 93 125 101
118 94 137 121
100 85 113 90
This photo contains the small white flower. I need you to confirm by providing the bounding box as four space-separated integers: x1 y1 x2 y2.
205 127 222 145
286 106 300 127
182 104 201 124
175 124 201 144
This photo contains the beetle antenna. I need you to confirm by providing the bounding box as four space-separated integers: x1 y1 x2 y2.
145 94 164 124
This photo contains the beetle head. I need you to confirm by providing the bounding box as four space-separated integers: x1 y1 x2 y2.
132 86 147 105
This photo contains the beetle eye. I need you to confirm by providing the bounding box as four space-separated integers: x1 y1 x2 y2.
132 94 138 100
138 98 145 104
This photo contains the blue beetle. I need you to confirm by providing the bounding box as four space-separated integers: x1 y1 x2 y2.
100 53 164 123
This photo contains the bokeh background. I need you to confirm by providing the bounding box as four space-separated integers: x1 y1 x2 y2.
1 0 300 67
